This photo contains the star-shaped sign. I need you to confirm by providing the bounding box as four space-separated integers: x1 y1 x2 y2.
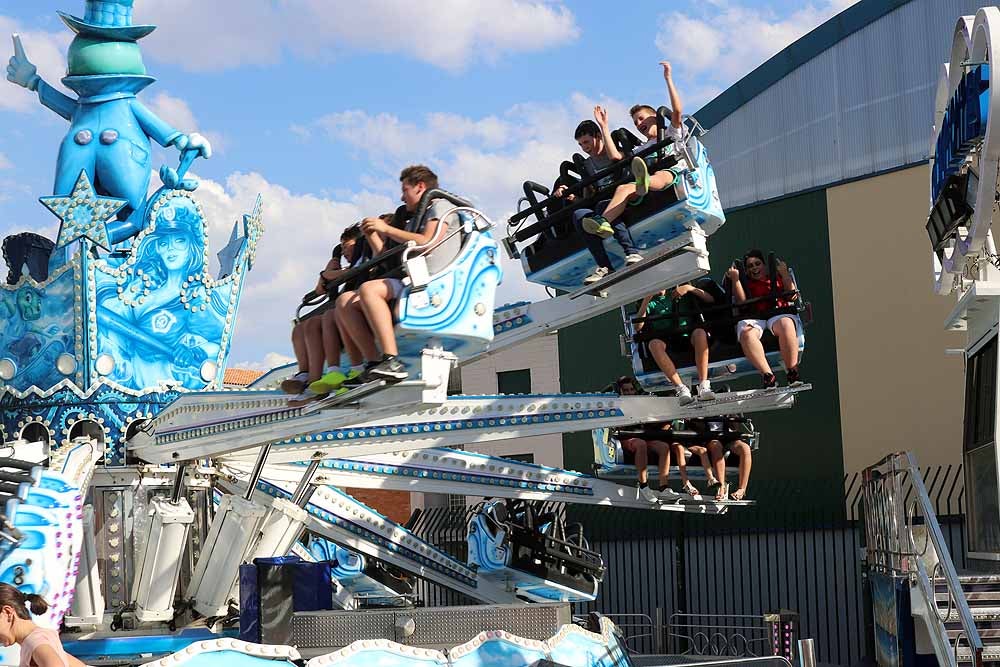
241 194 264 270
39 170 128 251
216 220 246 279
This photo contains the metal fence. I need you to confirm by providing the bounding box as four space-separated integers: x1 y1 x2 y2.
407 466 967 666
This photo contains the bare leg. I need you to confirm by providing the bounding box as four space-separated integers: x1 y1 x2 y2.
291 322 308 373
336 291 379 362
708 441 725 483
695 443 714 479
738 325 773 375
649 338 684 387
732 440 752 495
320 309 343 368
649 440 670 488
672 443 690 484
629 439 648 485
359 279 398 357
772 317 800 370
647 171 676 191
303 317 325 382
601 183 638 224
692 328 709 383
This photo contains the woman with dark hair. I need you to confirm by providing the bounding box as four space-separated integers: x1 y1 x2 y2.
0 583 84 667
727 248 803 389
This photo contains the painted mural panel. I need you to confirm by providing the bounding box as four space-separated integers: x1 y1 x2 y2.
0 265 78 393
92 191 242 392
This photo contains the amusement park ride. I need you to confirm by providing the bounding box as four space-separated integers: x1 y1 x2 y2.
0 2 820 667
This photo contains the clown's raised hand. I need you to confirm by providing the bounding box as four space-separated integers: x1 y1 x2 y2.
7 34 39 91
173 132 212 160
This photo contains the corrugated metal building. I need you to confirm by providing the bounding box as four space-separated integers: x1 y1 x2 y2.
559 0 972 491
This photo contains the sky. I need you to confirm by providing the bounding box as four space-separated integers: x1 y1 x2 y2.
0 0 859 370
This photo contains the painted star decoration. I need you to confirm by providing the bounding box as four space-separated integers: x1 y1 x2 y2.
216 220 246 280
216 194 264 278
40 170 128 251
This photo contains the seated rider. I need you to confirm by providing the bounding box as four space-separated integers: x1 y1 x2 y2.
668 417 720 500
706 415 753 501
282 224 362 399
556 109 643 286
636 281 716 405
727 249 803 389
612 376 673 504
337 165 453 385
582 62 687 269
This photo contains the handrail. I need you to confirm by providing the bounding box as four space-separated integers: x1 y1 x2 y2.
861 451 984 667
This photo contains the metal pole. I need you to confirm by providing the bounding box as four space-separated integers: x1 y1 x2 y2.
170 463 187 503
798 638 816 667
291 459 321 506
244 443 272 501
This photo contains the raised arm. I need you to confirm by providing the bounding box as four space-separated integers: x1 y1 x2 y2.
635 294 654 331
8 35 77 121
674 282 714 304
776 259 798 298
660 61 683 129
594 106 623 161
727 265 747 303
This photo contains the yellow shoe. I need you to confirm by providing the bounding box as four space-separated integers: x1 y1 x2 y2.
309 369 347 394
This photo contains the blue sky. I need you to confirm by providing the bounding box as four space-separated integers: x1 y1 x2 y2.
0 0 858 368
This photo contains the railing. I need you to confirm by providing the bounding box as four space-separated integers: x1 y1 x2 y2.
667 613 771 657
862 451 983 667
574 613 655 654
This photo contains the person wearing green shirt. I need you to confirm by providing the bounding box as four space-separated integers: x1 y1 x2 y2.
637 281 716 404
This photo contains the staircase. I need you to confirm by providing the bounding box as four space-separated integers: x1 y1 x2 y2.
936 575 1000 664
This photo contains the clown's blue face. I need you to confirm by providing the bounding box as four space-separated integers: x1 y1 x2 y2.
156 235 191 272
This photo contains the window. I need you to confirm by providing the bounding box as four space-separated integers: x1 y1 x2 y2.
497 369 531 395
448 494 466 511
505 453 534 463
964 336 997 452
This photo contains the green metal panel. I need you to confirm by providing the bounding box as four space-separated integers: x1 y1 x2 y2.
559 190 845 508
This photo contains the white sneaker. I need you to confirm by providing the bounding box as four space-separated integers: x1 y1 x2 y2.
583 266 610 285
676 384 694 406
638 486 659 503
658 488 681 502
280 371 310 395
624 253 643 265
697 380 715 401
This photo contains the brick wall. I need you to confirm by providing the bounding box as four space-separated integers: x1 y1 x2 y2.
344 488 411 525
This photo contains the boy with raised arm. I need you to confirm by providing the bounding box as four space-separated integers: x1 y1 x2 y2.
582 62 688 253
562 108 645 286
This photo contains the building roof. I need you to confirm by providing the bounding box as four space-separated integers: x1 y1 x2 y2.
696 0 911 130
223 367 265 387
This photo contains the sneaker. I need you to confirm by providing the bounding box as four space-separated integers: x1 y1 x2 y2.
342 365 374 388
624 253 643 266
697 380 715 401
786 367 803 387
582 215 614 239
676 384 694 406
280 371 309 395
637 485 659 503
309 369 348 395
288 387 326 407
761 373 777 390
366 355 408 382
632 156 650 198
583 266 611 285
658 488 681 502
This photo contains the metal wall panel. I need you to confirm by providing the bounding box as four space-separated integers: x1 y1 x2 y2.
702 0 983 209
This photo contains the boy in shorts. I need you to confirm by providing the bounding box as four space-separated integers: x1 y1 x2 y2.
582 62 687 251
336 165 453 384
728 249 803 389
637 280 716 405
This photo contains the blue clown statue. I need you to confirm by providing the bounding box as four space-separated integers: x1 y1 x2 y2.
5 0 211 248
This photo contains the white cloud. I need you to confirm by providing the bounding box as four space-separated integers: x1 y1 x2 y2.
145 91 226 154
229 352 295 372
185 171 396 364
0 17 72 113
0 152 11 170
656 0 860 95
140 0 578 72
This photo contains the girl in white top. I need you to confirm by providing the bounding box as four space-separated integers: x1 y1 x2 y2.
0 584 84 667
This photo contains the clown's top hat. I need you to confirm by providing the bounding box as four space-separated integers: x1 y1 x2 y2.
57 0 155 42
